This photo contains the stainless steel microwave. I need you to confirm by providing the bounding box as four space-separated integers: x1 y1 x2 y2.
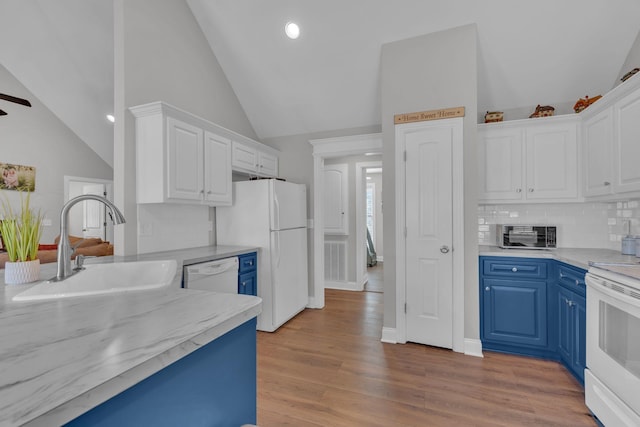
496 225 557 249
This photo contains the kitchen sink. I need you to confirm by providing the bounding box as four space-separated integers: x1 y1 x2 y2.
12 260 178 302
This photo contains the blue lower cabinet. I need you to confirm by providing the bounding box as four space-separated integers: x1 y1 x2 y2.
556 263 587 384
480 256 587 386
239 271 257 296
238 252 257 296
65 318 257 427
482 278 548 349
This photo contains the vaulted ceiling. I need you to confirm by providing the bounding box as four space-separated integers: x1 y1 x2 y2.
2 0 639 166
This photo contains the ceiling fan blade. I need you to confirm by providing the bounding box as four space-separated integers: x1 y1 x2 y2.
0 93 31 107
0 109 6 116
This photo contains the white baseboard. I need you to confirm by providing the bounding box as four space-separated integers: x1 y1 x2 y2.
380 327 397 343
325 280 362 291
376 256 383 262
464 338 484 358
306 296 323 309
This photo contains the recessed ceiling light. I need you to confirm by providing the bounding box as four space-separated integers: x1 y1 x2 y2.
285 21 300 39
106 114 115 123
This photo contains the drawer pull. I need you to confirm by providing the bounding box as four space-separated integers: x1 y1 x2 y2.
512 267 518 272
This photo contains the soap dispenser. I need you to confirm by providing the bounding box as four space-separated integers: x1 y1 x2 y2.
621 220 635 255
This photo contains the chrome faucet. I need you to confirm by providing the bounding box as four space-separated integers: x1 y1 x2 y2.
55 195 126 281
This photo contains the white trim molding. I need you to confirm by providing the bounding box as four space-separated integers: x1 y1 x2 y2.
464 339 484 358
380 327 398 344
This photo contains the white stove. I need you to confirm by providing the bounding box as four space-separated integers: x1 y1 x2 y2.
585 262 640 426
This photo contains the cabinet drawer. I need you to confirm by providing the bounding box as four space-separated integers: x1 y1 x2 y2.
557 263 586 295
238 252 257 273
482 258 547 279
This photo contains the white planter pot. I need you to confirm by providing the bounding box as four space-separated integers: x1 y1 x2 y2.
4 259 41 285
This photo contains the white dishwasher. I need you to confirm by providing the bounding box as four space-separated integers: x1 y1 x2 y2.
183 257 239 293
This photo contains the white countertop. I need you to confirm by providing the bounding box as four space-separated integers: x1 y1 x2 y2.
479 245 640 270
0 245 261 426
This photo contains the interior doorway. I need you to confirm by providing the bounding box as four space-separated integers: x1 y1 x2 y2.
309 134 382 308
64 176 114 243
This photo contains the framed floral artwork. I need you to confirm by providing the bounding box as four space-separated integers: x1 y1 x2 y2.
0 163 36 191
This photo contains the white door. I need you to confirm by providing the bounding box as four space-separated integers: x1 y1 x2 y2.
323 163 348 235
82 183 106 239
404 124 454 349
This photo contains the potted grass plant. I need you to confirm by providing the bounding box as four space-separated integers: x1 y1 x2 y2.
1 192 43 284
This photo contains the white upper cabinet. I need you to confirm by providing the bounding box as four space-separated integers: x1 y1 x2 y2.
478 126 523 201
131 102 247 206
582 107 614 197
525 121 578 200
579 72 640 199
614 88 640 194
166 117 205 201
203 131 232 205
478 116 579 203
231 140 279 177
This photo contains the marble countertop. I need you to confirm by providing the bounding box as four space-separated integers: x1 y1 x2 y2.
0 245 261 426
479 245 640 270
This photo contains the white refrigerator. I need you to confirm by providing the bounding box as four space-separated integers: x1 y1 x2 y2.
216 179 308 332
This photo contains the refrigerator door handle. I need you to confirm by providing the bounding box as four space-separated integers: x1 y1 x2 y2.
273 191 280 231
274 232 281 268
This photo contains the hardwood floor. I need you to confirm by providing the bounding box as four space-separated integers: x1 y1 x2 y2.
257 289 596 427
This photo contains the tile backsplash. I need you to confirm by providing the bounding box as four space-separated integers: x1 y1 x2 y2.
478 200 640 250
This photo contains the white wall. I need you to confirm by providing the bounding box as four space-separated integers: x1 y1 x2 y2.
0 65 113 244
113 0 258 254
381 25 478 338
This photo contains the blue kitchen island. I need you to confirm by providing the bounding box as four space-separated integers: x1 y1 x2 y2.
0 246 261 427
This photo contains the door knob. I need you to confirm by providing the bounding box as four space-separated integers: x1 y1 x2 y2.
440 245 450 254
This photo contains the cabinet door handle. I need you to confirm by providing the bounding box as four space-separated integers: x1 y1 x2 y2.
528 188 534 192
241 282 246 287
485 287 490 291
575 279 579 285
516 188 522 193
604 181 611 186
512 267 518 272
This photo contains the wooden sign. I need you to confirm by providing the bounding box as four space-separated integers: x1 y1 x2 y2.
394 106 465 124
